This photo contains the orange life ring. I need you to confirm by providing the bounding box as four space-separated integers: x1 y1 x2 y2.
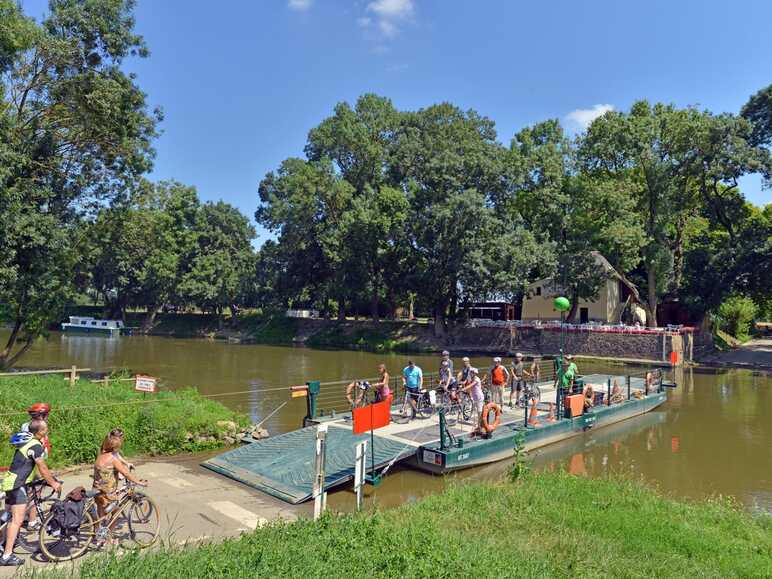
481 402 501 433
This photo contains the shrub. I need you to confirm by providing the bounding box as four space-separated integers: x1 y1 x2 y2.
0 375 247 468
716 295 758 341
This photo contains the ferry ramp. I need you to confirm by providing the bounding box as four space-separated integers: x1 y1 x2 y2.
202 424 417 504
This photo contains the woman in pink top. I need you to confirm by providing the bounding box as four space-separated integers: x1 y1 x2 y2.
374 364 391 402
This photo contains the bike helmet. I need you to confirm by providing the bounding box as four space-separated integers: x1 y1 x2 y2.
28 402 51 416
10 431 33 448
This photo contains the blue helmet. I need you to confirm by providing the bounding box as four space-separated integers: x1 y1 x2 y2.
9 431 33 448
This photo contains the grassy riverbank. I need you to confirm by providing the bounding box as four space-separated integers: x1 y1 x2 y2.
0 375 247 468
50 472 770 578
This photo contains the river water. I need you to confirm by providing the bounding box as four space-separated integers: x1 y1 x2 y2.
2 331 770 513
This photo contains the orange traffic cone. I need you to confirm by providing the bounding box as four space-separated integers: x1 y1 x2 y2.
528 399 540 426
546 402 556 423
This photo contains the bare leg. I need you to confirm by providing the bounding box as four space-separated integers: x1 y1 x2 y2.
3 504 25 557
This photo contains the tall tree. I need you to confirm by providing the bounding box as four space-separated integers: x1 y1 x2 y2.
0 0 159 368
178 201 256 322
741 84 772 151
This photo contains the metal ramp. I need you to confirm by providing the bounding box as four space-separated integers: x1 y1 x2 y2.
202 424 415 504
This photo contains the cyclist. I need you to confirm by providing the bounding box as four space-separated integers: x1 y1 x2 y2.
1 420 61 567
92 430 147 546
439 350 454 382
509 353 527 408
457 356 472 385
489 357 509 406
401 360 423 418
438 359 454 390
21 403 51 457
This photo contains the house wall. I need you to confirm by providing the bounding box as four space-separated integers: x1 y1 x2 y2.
521 279 619 322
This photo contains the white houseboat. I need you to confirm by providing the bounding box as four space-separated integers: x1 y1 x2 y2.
61 316 125 337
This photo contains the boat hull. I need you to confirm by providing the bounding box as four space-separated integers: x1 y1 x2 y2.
61 325 120 337
413 392 666 474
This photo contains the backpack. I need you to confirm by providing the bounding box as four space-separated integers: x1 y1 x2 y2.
49 496 85 537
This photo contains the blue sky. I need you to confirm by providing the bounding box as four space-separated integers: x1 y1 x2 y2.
20 0 772 243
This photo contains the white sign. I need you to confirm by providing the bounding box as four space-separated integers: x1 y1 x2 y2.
135 375 157 393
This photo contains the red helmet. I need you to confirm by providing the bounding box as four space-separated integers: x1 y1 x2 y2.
28 402 51 416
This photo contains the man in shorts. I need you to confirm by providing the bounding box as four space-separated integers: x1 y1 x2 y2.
510 353 526 408
489 357 509 406
1 420 61 567
402 360 423 418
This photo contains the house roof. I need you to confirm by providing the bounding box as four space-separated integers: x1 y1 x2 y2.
527 251 620 289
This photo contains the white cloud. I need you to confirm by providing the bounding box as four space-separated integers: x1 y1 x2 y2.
366 0 414 38
288 0 312 11
565 104 614 130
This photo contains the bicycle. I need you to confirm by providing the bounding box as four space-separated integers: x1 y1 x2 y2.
39 480 159 562
395 388 435 423
514 380 541 409
0 478 61 554
436 383 473 423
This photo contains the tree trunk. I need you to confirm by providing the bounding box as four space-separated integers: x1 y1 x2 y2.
565 292 579 323
646 265 658 327
370 292 379 322
141 305 163 332
337 296 345 321
0 318 24 369
408 295 414 321
433 309 447 337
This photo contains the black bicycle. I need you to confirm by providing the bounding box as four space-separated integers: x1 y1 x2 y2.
514 381 541 409
436 383 473 423
0 478 61 554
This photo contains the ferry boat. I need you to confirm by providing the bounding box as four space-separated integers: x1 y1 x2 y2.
203 368 675 504
61 316 125 337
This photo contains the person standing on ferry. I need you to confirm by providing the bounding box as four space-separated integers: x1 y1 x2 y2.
489 357 509 406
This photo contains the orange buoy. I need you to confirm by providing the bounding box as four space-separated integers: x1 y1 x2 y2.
481 402 502 433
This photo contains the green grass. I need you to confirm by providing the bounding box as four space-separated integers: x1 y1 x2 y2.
0 375 248 468
39 472 771 578
238 313 299 344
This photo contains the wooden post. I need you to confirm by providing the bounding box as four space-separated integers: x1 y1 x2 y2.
312 424 328 520
354 440 368 512
69 365 77 387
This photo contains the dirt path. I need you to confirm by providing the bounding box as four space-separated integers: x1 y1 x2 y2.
701 338 772 370
0 453 306 573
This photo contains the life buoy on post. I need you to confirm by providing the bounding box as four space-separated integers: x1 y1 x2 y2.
481 402 501 433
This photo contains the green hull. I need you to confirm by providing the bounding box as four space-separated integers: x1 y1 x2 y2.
414 392 667 474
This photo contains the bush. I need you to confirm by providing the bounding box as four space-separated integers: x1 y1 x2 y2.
716 295 758 341
0 375 248 468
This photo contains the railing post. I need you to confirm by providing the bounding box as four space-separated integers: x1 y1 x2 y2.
439 408 448 450
312 424 328 520
607 378 611 406
354 439 367 512
69 365 77 387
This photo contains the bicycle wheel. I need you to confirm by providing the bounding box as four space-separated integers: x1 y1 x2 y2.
460 394 473 421
528 385 541 406
127 494 160 548
15 495 58 553
39 509 95 562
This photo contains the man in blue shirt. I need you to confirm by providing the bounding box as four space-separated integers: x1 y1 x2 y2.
402 360 423 418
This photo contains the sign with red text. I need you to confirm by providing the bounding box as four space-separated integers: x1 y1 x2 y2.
135 374 157 393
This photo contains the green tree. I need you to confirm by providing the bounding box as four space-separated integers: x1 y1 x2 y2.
0 0 159 368
178 201 256 322
741 84 772 151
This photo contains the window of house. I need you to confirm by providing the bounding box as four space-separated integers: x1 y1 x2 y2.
102 322 107 326
81 320 88 325
91 321 97 325
535 286 542 296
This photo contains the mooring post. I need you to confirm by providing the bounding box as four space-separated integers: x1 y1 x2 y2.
439 408 448 450
313 423 328 520
305 380 320 426
354 439 368 512
607 378 611 406
626 375 631 400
